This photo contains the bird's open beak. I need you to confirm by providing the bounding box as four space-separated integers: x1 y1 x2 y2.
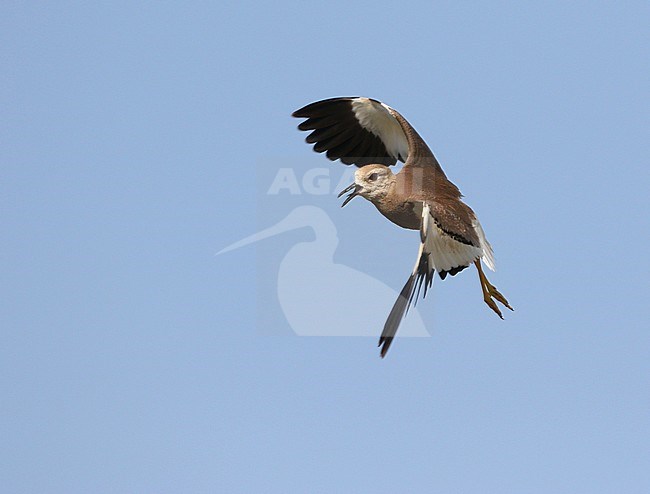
338 183 363 208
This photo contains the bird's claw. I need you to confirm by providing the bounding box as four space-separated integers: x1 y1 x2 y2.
483 281 513 318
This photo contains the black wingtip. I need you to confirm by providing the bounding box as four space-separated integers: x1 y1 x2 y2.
292 108 309 119
292 97 401 169
291 97 355 119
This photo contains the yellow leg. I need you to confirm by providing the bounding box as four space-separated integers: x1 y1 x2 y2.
474 260 513 319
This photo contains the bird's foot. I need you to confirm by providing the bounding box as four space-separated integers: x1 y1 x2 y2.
475 259 513 319
483 281 513 319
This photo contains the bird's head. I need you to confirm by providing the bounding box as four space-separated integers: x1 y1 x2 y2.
338 164 395 207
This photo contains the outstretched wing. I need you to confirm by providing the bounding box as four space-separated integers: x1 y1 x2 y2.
378 202 489 358
292 97 410 167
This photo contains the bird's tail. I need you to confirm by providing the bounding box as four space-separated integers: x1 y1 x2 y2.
378 274 417 358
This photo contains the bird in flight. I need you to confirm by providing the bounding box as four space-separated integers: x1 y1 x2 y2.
292 97 513 357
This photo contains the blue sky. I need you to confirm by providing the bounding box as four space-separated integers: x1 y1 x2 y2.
2 1 649 492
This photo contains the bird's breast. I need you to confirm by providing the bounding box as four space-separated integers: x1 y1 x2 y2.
372 199 421 230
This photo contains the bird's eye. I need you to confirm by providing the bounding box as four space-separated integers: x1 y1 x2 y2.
368 172 379 181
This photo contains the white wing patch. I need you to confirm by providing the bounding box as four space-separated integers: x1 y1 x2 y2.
351 97 409 162
473 218 496 271
421 203 483 275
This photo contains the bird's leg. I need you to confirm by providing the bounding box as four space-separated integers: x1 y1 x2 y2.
474 260 513 319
